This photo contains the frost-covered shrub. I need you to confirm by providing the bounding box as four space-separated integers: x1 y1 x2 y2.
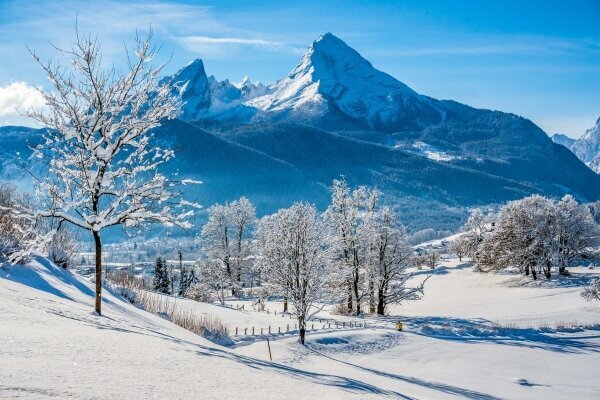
185 282 214 303
170 311 232 345
582 278 600 302
47 228 77 268
0 184 33 262
331 303 350 315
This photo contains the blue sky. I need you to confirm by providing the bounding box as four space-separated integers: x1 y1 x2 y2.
0 0 598 137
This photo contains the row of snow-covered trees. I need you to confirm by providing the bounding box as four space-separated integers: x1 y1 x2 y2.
192 179 425 343
451 195 599 280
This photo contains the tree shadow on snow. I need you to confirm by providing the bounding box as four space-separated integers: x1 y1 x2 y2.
404 316 600 354
306 346 504 400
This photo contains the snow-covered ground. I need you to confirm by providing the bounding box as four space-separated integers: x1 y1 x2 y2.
2 256 599 399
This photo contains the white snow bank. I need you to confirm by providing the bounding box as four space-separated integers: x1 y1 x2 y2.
0 259 384 399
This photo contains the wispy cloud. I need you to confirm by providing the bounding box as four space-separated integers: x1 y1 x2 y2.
374 38 600 58
176 35 303 58
0 0 300 68
0 82 44 127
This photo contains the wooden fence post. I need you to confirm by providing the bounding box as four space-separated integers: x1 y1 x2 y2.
266 338 273 361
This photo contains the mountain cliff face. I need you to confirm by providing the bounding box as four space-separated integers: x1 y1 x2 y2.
551 133 576 149
2 33 599 232
552 117 600 173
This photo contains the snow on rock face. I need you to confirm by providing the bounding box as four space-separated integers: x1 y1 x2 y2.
551 133 576 149
163 60 271 121
571 116 600 172
557 116 600 173
248 33 442 130
163 59 212 121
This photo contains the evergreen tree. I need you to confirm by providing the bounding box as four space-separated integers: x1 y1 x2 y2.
153 257 171 294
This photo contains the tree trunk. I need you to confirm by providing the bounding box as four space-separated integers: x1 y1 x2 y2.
347 284 353 313
376 286 385 315
559 265 567 275
544 261 552 279
353 272 361 316
531 268 537 280
525 265 530 276
93 230 102 316
369 279 375 314
283 297 288 313
299 318 306 345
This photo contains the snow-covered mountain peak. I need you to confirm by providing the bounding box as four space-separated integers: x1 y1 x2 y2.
172 59 209 93
556 115 600 173
163 58 211 121
247 32 439 130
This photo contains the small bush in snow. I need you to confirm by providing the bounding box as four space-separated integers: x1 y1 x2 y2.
46 227 77 268
582 278 600 302
0 184 34 262
185 282 214 303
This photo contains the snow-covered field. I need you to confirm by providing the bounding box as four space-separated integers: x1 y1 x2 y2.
2 256 599 399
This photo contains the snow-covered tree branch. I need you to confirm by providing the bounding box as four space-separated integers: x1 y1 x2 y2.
257 202 333 344
24 28 199 315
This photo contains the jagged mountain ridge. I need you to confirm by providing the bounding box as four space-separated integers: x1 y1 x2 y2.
552 117 600 173
1 33 600 233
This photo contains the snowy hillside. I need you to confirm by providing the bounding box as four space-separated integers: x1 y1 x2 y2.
0 259 381 399
2 256 599 399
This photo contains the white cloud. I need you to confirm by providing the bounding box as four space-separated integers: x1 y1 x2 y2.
0 82 45 127
176 35 303 58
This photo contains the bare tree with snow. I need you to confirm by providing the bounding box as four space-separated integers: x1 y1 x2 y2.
200 197 256 296
555 195 600 275
475 195 598 280
454 208 488 259
24 29 196 315
366 206 425 315
230 197 256 287
257 202 332 344
325 178 379 315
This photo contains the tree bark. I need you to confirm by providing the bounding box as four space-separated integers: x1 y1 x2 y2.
283 297 288 313
353 272 361 315
347 284 353 313
559 265 567 275
93 230 102 316
544 261 552 279
369 278 376 314
377 287 385 315
299 319 306 345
